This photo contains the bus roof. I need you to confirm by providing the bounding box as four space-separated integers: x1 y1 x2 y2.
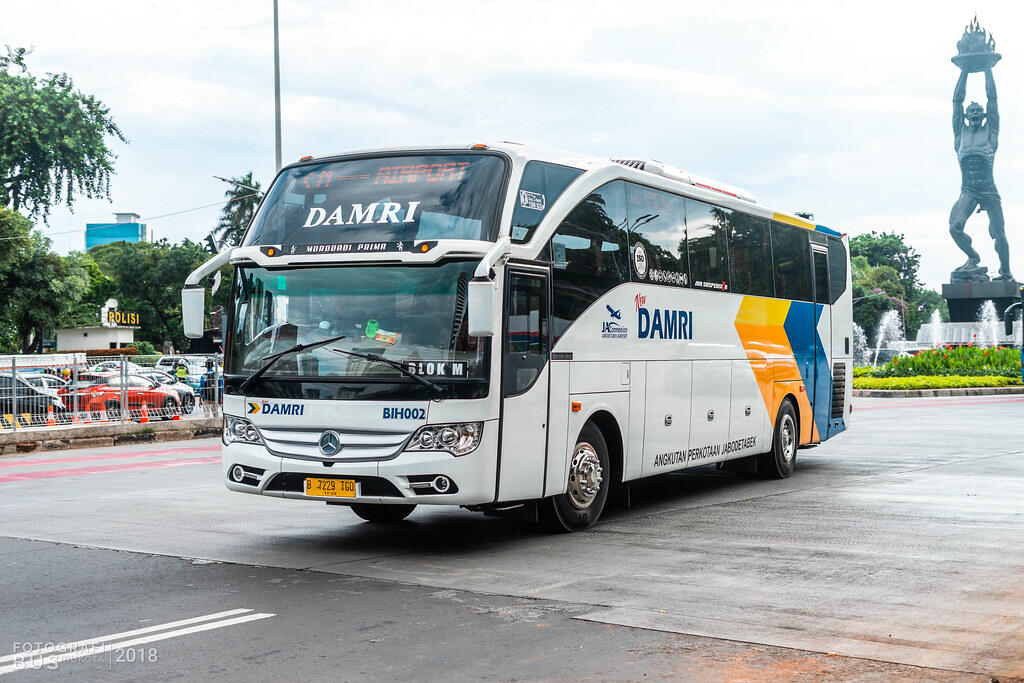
283 142 841 239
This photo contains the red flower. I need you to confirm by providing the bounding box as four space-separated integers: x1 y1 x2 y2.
984 350 989 356
943 354 948 359
968 342 973 348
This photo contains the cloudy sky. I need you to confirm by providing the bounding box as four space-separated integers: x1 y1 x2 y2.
5 0 1024 289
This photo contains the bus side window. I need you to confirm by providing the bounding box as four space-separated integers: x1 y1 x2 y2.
549 181 628 342
827 236 847 304
685 199 731 291
504 272 549 397
727 212 774 297
771 221 812 302
625 183 688 287
511 162 584 243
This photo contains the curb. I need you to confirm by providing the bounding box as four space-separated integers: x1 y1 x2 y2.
0 418 222 455
853 386 1024 398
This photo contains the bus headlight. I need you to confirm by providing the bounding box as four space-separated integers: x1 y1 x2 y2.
408 422 482 456
224 416 262 446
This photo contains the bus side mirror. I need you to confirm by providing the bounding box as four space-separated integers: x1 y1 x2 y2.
182 287 206 339
468 277 497 337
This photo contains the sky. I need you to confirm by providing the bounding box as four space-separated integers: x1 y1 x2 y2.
4 0 1024 290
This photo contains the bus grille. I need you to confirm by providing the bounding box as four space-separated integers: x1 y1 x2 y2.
831 362 846 419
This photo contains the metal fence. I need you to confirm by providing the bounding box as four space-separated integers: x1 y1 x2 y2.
0 354 221 432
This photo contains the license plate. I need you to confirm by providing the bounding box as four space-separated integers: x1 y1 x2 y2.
304 478 357 498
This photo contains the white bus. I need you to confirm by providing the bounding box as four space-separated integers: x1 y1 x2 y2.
183 144 852 532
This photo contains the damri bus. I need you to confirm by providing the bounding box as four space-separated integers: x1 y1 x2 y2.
182 143 852 532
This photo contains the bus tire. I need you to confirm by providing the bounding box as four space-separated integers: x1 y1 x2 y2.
350 503 416 523
760 400 798 479
541 422 610 533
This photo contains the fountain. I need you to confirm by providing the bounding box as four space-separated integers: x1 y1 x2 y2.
976 300 999 348
928 309 943 348
852 323 870 366
872 309 906 367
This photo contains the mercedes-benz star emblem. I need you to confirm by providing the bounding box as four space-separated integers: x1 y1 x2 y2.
318 430 342 457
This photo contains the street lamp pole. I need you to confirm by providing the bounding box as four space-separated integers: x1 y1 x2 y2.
273 0 282 170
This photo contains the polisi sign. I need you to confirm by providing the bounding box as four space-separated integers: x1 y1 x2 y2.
107 310 140 326
635 293 693 340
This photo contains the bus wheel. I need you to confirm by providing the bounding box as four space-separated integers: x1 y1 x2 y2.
759 400 798 479
350 503 416 523
542 422 610 532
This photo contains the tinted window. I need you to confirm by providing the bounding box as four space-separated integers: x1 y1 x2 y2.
827 236 848 304
549 181 629 341
685 199 730 291
727 211 773 297
504 272 549 396
510 162 583 243
771 222 812 301
244 154 507 248
813 249 830 304
626 183 688 287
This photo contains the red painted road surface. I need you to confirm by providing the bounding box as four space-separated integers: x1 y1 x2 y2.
0 444 220 483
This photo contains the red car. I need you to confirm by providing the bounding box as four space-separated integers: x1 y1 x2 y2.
78 374 181 419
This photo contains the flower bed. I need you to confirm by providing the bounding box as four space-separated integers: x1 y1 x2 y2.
861 345 1022 379
853 375 1022 391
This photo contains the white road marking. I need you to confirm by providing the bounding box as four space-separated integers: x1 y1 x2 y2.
0 609 275 675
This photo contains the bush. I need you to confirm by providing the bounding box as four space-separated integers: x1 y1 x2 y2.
866 345 1022 378
80 347 139 357
134 340 156 355
852 366 873 378
853 375 1022 390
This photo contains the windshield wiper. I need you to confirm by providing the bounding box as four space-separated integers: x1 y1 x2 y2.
328 347 445 399
238 334 346 395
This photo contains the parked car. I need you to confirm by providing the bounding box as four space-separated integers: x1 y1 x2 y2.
20 373 68 396
136 368 196 414
0 373 66 424
90 360 143 374
154 356 209 390
79 375 181 420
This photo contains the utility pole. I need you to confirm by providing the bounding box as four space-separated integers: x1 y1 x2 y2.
273 0 282 170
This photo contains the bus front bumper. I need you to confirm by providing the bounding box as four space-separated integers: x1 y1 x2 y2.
221 424 499 506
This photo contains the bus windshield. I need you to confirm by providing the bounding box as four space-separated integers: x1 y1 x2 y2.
243 153 506 250
227 262 488 386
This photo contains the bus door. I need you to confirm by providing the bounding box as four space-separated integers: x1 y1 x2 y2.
810 243 832 441
497 268 551 501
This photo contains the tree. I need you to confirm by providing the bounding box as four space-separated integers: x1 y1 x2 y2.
849 230 949 343
209 172 262 247
0 46 126 221
850 231 921 290
89 239 212 351
0 208 88 352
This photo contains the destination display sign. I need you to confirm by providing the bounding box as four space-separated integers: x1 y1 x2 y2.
243 155 505 248
267 241 437 256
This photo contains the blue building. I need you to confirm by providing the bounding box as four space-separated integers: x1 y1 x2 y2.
85 212 152 250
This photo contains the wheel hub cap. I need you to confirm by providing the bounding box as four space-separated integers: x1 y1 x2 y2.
567 443 603 509
781 416 795 462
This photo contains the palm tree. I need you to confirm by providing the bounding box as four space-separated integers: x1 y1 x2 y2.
209 172 262 247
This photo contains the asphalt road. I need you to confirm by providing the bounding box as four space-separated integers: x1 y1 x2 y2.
0 395 1021 681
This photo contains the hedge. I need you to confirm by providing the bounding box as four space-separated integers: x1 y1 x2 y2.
853 375 1023 391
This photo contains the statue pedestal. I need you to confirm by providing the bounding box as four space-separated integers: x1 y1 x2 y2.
942 279 1021 322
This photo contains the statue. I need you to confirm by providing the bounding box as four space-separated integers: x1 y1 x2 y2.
949 16 1012 282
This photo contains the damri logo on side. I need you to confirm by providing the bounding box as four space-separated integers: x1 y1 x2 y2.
302 201 421 228
634 292 693 340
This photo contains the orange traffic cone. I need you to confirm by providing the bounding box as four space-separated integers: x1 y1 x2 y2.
46 404 56 427
139 402 149 424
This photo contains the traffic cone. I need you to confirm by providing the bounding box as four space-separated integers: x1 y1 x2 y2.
139 402 149 424
46 404 56 427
